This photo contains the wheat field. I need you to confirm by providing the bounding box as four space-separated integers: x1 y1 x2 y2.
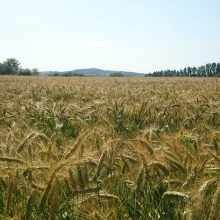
0 76 220 219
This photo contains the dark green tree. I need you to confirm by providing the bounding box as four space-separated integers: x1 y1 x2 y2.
211 62 216 76
206 63 212 77
216 63 220 75
197 66 202 77
31 68 39 75
187 67 191 76
183 68 187 76
18 68 32 76
109 72 124 77
191 67 197 77
3 58 20 74
201 65 206 77
0 63 5 74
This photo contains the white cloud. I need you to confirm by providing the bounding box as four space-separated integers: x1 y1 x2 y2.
77 39 108 46
64 38 111 46
19 19 35 25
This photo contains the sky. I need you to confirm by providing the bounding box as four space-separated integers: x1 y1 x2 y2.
1 0 220 73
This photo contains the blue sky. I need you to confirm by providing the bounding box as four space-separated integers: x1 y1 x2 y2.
1 0 220 73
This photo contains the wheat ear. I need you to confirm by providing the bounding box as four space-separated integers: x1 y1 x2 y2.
93 150 107 181
17 132 36 153
163 191 189 200
0 156 26 165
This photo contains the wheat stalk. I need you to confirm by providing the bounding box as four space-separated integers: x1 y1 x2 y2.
25 193 34 220
49 178 59 220
208 186 220 220
6 175 16 213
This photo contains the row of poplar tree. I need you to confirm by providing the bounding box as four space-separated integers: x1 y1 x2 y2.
146 62 220 77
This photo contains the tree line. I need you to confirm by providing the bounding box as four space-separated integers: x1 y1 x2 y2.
146 62 220 77
51 72 124 77
0 58 39 75
51 72 85 77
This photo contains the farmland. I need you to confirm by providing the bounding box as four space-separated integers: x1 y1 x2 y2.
0 76 220 219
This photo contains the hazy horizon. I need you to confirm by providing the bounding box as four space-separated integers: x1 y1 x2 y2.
1 0 220 73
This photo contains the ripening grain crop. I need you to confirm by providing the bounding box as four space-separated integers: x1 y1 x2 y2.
0 76 220 219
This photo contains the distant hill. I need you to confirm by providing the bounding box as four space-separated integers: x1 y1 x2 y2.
40 68 145 77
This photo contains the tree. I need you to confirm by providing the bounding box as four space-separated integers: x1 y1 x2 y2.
215 63 220 77
183 68 187 76
197 66 202 77
109 72 124 77
32 68 39 75
187 67 191 76
191 67 197 77
0 63 5 74
211 62 217 76
3 58 20 74
18 68 32 76
216 63 220 74
206 63 212 77
200 65 206 77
